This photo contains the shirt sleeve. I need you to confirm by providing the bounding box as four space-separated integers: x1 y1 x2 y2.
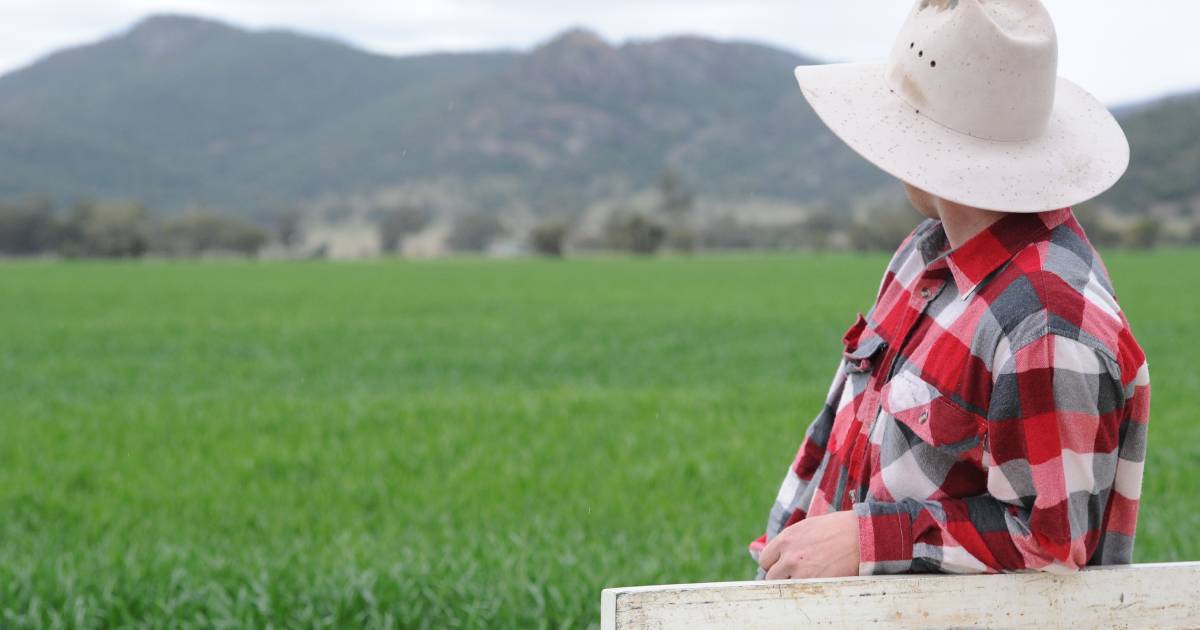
852 332 1143 575
749 357 849 568
750 220 932 575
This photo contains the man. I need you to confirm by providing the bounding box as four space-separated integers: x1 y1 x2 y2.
750 0 1151 580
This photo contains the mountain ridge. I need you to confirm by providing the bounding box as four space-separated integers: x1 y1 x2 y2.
0 14 1194 219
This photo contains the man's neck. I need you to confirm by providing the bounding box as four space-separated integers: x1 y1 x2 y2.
935 198 1007 249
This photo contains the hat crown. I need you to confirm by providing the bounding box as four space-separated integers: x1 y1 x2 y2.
886 0 1058 142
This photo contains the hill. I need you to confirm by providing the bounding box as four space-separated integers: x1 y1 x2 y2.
0 16 515 213
0 15 887 217
1104 90 1200 213
0 14 1194 219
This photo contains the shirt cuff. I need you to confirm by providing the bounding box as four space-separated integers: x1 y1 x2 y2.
748 533 766 563
853 501 914 575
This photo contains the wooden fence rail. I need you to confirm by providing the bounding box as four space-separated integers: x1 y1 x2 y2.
601 561 1200 629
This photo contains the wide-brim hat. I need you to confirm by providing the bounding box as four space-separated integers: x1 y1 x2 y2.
793 0 1129 213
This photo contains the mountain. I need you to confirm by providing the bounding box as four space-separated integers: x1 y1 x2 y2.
0 15 889 217
0 14 1194 219
1103 90 1200 213
0 16 515 213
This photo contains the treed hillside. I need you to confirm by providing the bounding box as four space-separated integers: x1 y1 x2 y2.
1106 90 1200 213
0 14 1195 219
0 15 886 216
0 16 514 214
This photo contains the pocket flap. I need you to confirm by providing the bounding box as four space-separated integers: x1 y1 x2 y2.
841 313 888 370
882 370 983 451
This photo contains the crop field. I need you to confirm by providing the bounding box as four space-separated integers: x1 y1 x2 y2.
1 251 1197 628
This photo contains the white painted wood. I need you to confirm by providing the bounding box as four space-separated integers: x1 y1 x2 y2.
601 562 1200 629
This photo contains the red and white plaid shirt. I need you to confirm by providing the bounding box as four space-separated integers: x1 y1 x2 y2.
750 208 1151 576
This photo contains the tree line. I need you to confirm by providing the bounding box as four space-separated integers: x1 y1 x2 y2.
0 197 297 258
3 171 1197 260
462 170 1200 259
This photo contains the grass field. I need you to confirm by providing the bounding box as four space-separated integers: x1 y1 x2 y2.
1 252 1197 628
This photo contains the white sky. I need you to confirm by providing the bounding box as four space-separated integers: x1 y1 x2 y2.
2 0 1197 106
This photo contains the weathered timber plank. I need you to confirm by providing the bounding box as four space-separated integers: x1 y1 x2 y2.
601 562 1200 629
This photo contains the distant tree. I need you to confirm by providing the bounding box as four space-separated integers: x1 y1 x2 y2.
665 226 697 253
529 218 570 257
62 201 150 258
848 211 918 252
699 217 748 250
307 243 329 260
155 212 268 257
701 218 819 251
799 210 856 251
379 206 432 254
699 218 757 250
657 168 695 222
273 208 304 248
0 197 59 255
1123 217 1163 250
1190 220 1200 245
1073 204 1122 249
605 212 666 255
657 167 696 252
447 212 504 253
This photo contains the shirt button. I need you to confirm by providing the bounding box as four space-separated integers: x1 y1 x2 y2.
920 287 933 300
849 489 857 502
919 411 929 424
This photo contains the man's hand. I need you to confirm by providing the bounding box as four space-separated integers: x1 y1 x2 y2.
758 510 861 580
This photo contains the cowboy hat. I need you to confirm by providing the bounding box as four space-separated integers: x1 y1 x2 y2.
793 0 1129 213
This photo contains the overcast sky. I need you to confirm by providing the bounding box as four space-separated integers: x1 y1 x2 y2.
2 0 1197 106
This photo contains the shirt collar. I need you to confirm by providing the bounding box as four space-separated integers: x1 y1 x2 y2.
925 208 1074 297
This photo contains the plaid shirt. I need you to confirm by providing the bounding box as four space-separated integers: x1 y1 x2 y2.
750 208 1151 577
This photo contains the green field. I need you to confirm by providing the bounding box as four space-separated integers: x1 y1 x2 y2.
1 252 1197 628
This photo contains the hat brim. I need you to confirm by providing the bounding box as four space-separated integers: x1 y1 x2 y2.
793 62 1130 213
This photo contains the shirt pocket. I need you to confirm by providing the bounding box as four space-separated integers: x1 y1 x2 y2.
841 313 888 374
880 369 985 457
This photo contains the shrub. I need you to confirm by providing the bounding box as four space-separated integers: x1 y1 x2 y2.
657 168 695 223
605 212 666 255
447 212 504 253
155 212 268 257
848 211 919 252
1123 218 1163 250
273 208 304 248
666 227 696 253
1073 204 1122 249
61 201 150 258
700 218 814 251
0 197 59 255
379 206 432 254
529 219 570 258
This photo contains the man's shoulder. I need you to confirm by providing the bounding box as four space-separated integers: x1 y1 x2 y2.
979 220 1132 367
